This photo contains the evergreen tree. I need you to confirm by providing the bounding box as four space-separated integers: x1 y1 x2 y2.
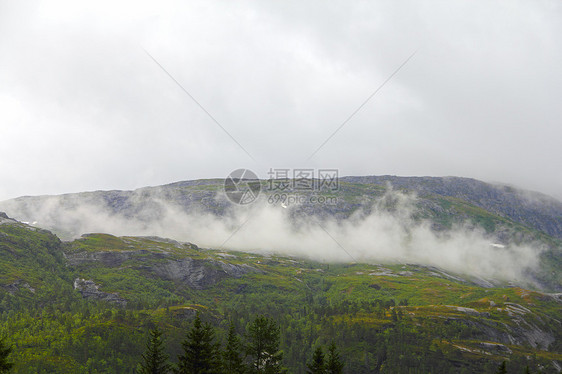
138 327 171 374
325 342 343 374
0 337 13 374
306 346 326 374
496 361 507 374
223 322 245 374
176 313 221 374
246 315 285 374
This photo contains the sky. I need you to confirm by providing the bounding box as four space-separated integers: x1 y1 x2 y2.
1 0 561 201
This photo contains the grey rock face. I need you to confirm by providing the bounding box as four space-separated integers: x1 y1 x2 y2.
443 300 558 350
73 278 127 306
477 342 513 354
444 315 555 349
151 258 261 289
65 250 167 267
0 212 17 225
2 280 35 295
67 249 261 290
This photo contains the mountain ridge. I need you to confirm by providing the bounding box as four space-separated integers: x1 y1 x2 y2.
341 175 562 239
1 175 561 292
2 175 562 240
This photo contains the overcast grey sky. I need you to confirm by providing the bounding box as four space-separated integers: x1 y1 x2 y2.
1 0 561 201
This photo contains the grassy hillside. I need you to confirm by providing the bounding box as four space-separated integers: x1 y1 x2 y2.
1 217 561 373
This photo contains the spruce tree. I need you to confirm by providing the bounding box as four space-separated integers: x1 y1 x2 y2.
0 337 13 374
496 361 507 374
138 327 171 374
176 313 221 374
223 322 245 374
325 342 343 374
246 315 285 374
306 346 326 374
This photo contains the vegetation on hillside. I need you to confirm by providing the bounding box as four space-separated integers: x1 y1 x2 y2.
1 217 561 373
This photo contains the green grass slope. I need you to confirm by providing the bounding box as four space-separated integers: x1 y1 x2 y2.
2 221 560 373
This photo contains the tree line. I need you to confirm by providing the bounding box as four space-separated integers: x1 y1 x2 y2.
137 313 344 374
0 314 546 374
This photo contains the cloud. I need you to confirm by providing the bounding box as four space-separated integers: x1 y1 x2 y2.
0 1 561 200
0 188 544 285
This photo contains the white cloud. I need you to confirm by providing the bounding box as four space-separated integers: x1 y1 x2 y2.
0 0 561 200
0 188 543 284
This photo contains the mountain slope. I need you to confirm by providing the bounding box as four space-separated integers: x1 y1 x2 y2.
1 218 561 373
0 213 72 307
2 176 562 241
342 176 562 240
0 176 561 292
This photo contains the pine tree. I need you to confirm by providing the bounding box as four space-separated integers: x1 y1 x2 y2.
0 337 13 374
223 322 245 374
325 342 343 374
176 313 221 374
246 315 285 374
138 327 171 374
306 346 326 374
496 361 507 374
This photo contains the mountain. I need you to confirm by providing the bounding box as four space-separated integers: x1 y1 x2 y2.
341 176 562 240
1 214 561 373
1 176 562 372
1 176 561 291
3 175 562 239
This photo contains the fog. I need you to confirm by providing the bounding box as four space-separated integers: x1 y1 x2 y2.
1 189 543 284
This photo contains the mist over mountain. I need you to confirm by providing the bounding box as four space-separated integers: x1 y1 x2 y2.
342 176 562 240
1 175 561 292
2 1 561 371
1 175 561 372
